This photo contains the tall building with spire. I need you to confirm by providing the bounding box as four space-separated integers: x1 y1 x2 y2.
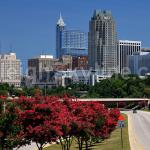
56 13 66 58
56 14 88 59
88 10 118 75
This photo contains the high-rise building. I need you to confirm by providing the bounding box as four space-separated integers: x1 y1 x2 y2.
0 53 21 87
56 14 88 58
118 40 141 74
88 10 117 75
56 14 66 58
128 53 150 76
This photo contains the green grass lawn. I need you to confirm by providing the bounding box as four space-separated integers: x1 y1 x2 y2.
142 108 150 112
44 114 130 150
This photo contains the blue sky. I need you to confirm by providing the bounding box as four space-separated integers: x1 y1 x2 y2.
0 0 150 61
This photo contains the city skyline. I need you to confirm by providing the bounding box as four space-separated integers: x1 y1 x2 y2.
0 0 150 61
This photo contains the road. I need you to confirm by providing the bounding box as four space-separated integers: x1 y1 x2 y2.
124 110 150 150
14 142 51 150
14 143 37 150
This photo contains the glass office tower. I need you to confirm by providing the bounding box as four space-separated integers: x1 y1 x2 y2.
56 14 87 58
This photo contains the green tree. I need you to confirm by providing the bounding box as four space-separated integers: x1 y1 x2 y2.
0 99 21 150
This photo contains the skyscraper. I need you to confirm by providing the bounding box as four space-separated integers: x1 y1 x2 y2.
88 10 117 75
56 13 66 58
118 40 141 74
56 14 88 58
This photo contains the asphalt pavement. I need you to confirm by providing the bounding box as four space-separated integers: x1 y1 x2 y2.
14 143 37 150
124 110 150 150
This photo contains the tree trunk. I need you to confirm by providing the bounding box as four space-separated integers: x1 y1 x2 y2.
66 136 73 150
59 136 73 150
77 137 83 150
36 143 43 150
85 140 89 150
89 136 93 146
59 137 65 150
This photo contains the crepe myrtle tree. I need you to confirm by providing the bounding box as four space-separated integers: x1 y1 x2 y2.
17 96 75 150
65 100 120 150
0 95 120 150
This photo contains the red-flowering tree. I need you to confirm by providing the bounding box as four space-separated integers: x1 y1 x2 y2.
18 102 57 150
0 96 120 150
17 96 74 150
15 96 38 110
46 99 74 150
68 101 104 150
67 101 120 150
0 98 21 150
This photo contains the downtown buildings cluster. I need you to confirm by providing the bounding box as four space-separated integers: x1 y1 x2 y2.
0 10 150 87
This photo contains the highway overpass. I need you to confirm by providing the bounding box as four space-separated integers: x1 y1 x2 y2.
74 98 150 108
76 98 150 102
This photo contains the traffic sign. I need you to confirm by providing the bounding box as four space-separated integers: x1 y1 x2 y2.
118 115 125 149
118 120 125 128
118 115 125 121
